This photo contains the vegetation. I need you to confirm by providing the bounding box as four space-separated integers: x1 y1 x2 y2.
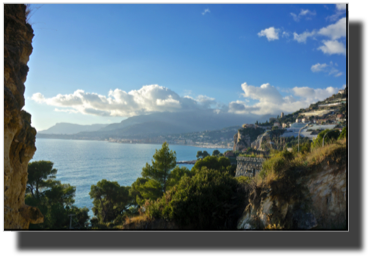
26 161 89 229
212 149 221 156
252 138 347 229
125 142 182 214
141 142 177 193
89 179 132 226
196 150 210 159
144 168 246 229
338 127 347 140
192 155 236 176
312 129 340 149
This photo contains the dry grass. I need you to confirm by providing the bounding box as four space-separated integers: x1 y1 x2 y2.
124 214 150 226
257 138 346 187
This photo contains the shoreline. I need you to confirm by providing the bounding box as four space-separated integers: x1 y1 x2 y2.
36 136 232 149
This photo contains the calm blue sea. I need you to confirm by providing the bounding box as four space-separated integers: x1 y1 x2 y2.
32 138 227 215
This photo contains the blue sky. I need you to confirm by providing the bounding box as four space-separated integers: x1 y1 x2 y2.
24 4 347 131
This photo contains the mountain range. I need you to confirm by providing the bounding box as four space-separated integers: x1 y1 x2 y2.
37 110 273 140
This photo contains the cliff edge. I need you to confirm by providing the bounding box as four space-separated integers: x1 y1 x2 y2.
4 4 43 229
238 142 347 229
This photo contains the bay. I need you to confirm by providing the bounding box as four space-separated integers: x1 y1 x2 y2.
32 138 228 215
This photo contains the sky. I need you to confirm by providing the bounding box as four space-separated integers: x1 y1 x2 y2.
23 3 347 131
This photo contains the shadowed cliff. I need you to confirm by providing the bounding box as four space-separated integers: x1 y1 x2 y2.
4 4 43 229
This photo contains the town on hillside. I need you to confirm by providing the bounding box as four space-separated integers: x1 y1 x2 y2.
108 88 347 148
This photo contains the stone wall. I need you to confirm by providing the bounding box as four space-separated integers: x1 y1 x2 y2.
235 156 266 178
4 4 43 229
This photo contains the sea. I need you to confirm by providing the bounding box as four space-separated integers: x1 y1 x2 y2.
32 138 228 215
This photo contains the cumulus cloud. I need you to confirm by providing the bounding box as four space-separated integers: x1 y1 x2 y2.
282 31 290 38
227 82 340 116
336 4 346 11
318 17 346 40
311 61 342 77
293 30 316 43
290 9 316 22
318 40 346 55
241 83 283 104
31 84 210 117
326 4 346 21
292 86 339 101
33 83 343 120
202 9 210 15
258 27 280 41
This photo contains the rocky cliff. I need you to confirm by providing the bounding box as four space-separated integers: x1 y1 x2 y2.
233 127 265 151
237 145 346 229
4 4 43 229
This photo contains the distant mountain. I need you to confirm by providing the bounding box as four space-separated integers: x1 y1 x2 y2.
38 122 108 135
37 110 273 140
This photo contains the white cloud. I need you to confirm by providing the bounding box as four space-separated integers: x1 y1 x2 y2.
336 4 346 10
311 61 342 77
326 4 346 21
258 27 280 41
290 9 316 22
32 83 343 119
228 83 340 116
31 84 210 117
282 31 290 38
311 63 328 72
293 86 339 101
290 13 298 22
318 17 346 40
318 40 346 55
54 108 79 114
202 9 210 15
293 30 316 43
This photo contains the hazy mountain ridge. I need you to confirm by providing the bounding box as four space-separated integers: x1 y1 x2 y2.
38 122 108 135
37 110 273 140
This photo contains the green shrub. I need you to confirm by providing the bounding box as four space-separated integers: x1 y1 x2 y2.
145 168 245 229
338 127 347 140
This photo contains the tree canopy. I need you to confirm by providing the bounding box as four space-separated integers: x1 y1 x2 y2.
26 161 89 229
196 150 210 159
89 179 132 224
312 129 340 148
141 142 176 193
145 168 245 229
192 155 233 175
27 160 59 199
212 150 221 156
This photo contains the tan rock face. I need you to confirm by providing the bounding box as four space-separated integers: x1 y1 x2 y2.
4 4 42 229
237 159 346 230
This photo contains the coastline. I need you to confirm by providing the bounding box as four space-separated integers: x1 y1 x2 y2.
36 135 232 149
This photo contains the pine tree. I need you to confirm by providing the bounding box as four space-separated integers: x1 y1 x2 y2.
141 142 176 193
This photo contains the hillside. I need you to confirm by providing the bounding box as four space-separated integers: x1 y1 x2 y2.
37 110 272 141
238 139 347 229
38 122 108 135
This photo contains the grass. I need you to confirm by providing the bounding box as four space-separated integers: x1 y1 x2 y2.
245 138 346 229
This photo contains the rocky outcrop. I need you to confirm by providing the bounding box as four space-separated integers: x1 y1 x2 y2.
4 4 42 229
233 127 265 152
237 147 346 230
